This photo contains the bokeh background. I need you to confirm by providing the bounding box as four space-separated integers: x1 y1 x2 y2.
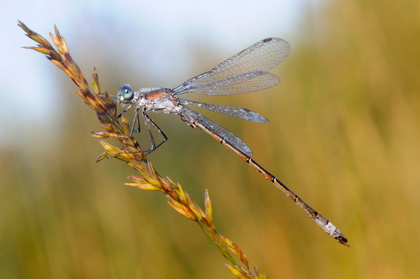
1 0 419 278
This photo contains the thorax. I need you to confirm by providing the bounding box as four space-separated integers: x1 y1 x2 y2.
135 88 183 114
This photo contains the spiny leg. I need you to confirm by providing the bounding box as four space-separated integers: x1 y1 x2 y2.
117 103 134 119
142 111 168 153
108 111 169 156
130 107 142 135
100 106 168 155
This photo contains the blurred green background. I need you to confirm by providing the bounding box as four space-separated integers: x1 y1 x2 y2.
2 0 420 278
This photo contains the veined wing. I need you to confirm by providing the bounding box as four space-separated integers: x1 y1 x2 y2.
194 113 254 156
173 38 290 95
180 99 268 123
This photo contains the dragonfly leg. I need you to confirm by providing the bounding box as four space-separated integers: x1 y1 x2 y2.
101 109 168 156
142 111 168 153
117 103 134 119
130 107 142 135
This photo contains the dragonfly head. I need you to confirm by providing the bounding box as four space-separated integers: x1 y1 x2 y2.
118 85 134 103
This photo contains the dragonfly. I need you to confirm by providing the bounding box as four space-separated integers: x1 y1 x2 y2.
115 38 349 246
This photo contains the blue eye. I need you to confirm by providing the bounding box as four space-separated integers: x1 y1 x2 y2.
119 85 134 100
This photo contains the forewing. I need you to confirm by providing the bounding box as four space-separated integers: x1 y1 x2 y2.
173 38 290 95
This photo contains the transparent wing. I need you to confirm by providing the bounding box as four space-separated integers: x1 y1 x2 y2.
195 114 253 156
173 38 290 95
180 99 268 123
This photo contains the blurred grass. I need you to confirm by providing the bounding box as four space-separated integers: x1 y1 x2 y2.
2 0 419 278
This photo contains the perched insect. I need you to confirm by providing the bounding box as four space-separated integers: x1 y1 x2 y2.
116 38 349 246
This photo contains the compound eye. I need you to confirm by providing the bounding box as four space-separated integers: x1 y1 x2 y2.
119 85 134 100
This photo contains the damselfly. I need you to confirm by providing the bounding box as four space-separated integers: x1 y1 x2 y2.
116 38 349 246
